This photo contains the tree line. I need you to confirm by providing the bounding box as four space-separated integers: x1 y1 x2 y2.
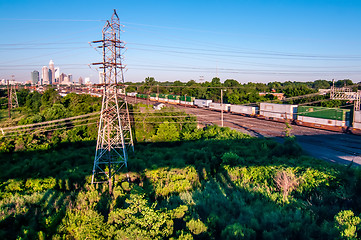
125 77 358 104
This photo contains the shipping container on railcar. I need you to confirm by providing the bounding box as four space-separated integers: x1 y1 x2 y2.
209 103 231 112
158 94 168 103
296 106 351 132
167 94 180 104
136 93 149 100
230 105 259 116
259 103 298 121
194 99 212 108
149 93 158 101
126 92 138 97
351 111 361 134
180 95 195 106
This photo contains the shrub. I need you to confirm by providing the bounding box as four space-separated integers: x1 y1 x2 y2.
335 210 361 239
186 219 207 235
221 223 256 240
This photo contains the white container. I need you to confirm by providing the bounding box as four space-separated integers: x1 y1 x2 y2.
260 103 298 120
209 103 230 111
180 101 194 106
297 116 346 127
353 122 361 129
230 105 258 115
167 99 180 104
127 92 138 97
354 111 361 123
194 99 212 108
149 96 158 101
158 97 168 103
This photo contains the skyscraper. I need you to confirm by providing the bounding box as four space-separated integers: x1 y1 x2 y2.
84 77 91 85
49 60 55 84
31 70 39 85
42 66 49 85
55 67 60 83
68 74 73 83
99 72 104 84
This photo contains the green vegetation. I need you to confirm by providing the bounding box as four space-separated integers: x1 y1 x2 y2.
0 88 102 127
126 77 356 105
2 122 361 239
1 89 361 239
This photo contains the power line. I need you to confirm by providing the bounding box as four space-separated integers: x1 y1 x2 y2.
0 18 104 22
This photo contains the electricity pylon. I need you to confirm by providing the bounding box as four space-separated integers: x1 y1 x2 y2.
7 79 19 119
330 80 361 125
330 80 360 111
91 10 134 193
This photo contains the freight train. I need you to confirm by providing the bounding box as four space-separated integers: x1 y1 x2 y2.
130 92 361 135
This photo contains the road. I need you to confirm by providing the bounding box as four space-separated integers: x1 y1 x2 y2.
128 98 361 166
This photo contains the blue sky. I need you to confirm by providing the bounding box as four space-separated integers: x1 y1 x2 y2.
1 0 361 84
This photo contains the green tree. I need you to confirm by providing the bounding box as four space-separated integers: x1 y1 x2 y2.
43 103 67 120
152 122 180 142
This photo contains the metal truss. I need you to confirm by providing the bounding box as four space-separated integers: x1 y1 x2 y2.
7 80 19 118
91 10 134 191
330 85 361 111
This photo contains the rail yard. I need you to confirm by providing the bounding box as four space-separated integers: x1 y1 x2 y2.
127 96 361 166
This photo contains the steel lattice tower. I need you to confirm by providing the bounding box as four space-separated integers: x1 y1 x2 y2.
91 10 134 192
7 79 19 119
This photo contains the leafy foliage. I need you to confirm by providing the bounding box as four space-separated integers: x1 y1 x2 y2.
1 91 361 239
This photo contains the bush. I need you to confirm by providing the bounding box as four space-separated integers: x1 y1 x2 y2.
335 210 361 239
221 223 256 240
186 219 207 235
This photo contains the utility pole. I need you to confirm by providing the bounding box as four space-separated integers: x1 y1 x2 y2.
91 10 134 194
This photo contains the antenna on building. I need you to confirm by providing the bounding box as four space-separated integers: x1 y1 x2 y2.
90 10 134 194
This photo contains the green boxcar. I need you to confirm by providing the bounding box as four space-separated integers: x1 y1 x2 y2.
298 106 350 121
136 94 148 99
158 94 168 99
167 94 180 100
180 96 195 102
150 93 157 97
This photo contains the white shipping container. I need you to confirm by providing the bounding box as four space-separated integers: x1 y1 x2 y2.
353 122 361 130
149 97 158 101
180 101 194 105
230 105 258 115
354 111 361 123
194 99 212 108
260 103 298 120
297 116 346 127
209 103 231 111
127 92 138 97
168 99 180 104
158 98 168 102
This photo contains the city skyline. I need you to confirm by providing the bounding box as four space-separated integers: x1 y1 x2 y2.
1 0 361 84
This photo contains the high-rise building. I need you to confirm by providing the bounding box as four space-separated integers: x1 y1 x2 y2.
68 74 73 83
85 77 91 85
99 72 104 84
64 76 70 85
54 67 60 84
42 66 49 85
31 70 39 85
49 60 55 84
78 76 83 85
59 73 66 84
